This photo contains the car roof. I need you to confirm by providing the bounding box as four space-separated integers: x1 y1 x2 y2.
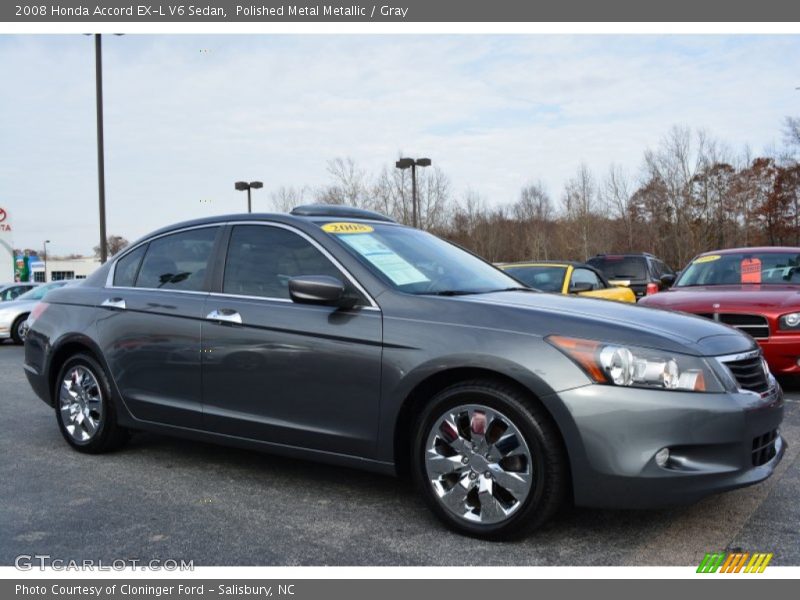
696 247 800 256
136 207 402 242
500 260 591 269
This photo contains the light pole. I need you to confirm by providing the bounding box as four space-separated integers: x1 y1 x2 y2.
395 157 431 228
86 33 122 264
43 240 50 282
235 181 264 213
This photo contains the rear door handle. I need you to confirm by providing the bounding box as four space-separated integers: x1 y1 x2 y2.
206 308 242 325
101 297 127 310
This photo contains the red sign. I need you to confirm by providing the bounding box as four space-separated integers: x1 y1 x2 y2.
741 258 762 284
0 208 7 222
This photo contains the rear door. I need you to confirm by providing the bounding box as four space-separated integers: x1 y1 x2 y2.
96 226 222 428
200 223 382 457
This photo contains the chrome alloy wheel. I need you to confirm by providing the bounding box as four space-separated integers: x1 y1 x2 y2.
425 404 533 525
59 366 104 443
16 318 27 342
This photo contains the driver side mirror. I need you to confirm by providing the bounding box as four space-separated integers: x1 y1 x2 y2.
569 282 594 294
288 275 347 306
660 273 676 287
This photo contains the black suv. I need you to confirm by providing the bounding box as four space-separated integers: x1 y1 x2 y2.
586 253 676 299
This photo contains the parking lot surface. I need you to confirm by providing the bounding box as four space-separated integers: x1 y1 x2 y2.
0 341 797 566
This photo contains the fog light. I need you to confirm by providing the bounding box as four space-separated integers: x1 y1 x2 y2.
655 448 670 467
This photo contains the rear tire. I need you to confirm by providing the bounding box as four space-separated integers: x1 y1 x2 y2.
411 379 568 540
54 353 129 453
10 314 28 345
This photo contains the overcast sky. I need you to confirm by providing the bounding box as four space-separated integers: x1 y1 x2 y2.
1 34 798 255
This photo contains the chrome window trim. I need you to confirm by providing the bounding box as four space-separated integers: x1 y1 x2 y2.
106 220 380 311
105 223 223 290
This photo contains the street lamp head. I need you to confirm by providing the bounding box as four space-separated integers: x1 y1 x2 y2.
415 158 432 167
235 181 249 191
249 181 264 189
395 158 414 170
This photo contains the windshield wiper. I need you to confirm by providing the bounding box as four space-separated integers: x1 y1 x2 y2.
418 290 483 296
488 287 539 293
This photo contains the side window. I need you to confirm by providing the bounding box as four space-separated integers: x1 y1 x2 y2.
136 228 218 291
113 245 147 287
571 268 602 290
223 225 353 301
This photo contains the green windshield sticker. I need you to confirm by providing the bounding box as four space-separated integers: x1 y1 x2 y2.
339 234 429 286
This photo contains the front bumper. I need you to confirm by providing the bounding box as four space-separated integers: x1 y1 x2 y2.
759 334 800 375
551 383 785 509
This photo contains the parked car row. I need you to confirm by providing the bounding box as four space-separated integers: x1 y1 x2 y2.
0 281 71 344
20 205 786 540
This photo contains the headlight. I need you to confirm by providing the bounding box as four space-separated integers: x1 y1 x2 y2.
547 335 724 392
779 312 800 330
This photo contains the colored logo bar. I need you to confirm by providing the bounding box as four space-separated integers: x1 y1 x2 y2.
697 552 773 573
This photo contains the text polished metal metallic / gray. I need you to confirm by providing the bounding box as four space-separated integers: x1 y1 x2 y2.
22 208 785 539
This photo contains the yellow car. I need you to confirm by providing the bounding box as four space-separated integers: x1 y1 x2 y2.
498 261 636 303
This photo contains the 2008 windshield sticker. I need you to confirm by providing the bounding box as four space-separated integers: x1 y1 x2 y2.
694 255 721 263
322 222 374 234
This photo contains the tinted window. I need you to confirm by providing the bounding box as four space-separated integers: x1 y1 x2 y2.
114 245 147 287
571 268 603 290
136 228 218 291
503 266 566 292
224 225 345 300
587 256 647 280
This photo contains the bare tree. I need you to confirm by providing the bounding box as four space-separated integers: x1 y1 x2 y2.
562 163 597 260
512 182 553 259
94 235 129 258
602 164 635 251
270 186 309 212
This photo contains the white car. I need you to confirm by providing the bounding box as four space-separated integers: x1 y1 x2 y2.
0 282 38 302
0 281 71 344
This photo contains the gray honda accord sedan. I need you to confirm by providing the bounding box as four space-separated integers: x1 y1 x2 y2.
24 205 785 539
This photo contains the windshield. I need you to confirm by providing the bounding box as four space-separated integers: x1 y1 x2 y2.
323 222 520 295
16 282 65 301
502 265 566 292
677 252 800 286
588 256 646 280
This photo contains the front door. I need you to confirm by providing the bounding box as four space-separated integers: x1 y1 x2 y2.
200 223 382 457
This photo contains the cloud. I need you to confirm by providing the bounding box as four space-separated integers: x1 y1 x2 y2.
0 34 797 254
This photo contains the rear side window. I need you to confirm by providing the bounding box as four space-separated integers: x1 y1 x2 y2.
135 228 218 291
223 225 346 300
588 256 647 280
113 245 147 287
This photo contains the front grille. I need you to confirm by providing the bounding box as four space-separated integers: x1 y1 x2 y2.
695 313 770 339
752 430 778 466
722 355 771 393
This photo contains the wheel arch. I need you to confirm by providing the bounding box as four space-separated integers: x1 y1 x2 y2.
47 335 110 407
391 366 572 483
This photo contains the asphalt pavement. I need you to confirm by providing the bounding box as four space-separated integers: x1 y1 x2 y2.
0 341 797 566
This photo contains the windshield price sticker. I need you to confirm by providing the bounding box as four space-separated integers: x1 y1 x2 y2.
338 233 430 285
322 222 374 234
741 257 762 284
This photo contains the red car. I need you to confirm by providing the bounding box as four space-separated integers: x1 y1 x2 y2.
639 247 800 376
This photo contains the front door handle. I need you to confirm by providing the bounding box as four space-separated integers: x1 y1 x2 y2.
206 308 242 325
101 297 127 310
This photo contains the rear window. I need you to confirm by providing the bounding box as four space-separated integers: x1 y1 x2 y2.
587 256 647 280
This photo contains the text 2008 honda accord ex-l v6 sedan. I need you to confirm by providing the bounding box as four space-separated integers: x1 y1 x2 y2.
23 205 785 539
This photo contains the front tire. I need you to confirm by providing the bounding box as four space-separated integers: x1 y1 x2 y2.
54 353 129 453
412 380 568 540
10 314 28 345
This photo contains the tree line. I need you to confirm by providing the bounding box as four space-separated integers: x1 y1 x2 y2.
273 118 800 270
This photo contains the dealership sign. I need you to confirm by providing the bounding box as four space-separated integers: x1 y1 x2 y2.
0 207 10 232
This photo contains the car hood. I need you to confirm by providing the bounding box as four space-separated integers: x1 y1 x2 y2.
639 285 800 311
441 290 756 356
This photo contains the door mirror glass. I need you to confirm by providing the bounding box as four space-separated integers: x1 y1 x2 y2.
289 275 346 306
